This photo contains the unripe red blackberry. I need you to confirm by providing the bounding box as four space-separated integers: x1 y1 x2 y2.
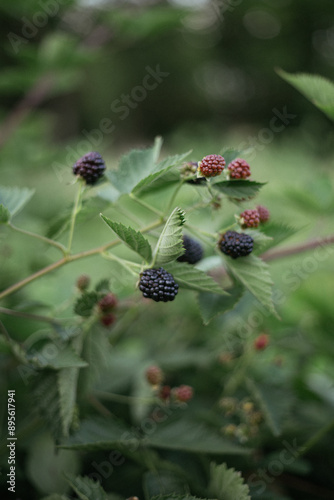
145 365 164 386
254 333 269 350
76 274 90 291
227 158 251 179
177 235 204 265
139 268 179 302
199 154 225 178
100 313 116 327
98 293 118 312
219 231 253 259
239 209 260 229
159 385 171 401
73 152 106 185
173 385 194 403
256 205 270 223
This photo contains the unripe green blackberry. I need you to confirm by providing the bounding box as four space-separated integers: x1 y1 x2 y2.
98 293 118 312
199 154 225 178
73 152 106 185
256 205 270 223
173 385 194 403
227 158 251 179
139 268 179 302
239 209 260 229
219 231 253 259
177 235 204 265
145 365 164 386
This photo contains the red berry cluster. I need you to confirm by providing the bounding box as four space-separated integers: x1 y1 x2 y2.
145 366 193 404
98 293 118 328
239 209 260 229
172 385 194 403
228 158 251 179
256 205 270 223
199 154 225 178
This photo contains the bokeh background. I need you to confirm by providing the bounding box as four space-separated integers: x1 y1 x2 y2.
1 1 334 499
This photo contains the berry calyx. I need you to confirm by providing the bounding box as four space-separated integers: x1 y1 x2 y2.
98 293 118 312
100 313 116 327
73 151 106 185
254 333 269 350
145 365 164 386
256 205 270 223
239 209 260 229
227 158 251 179
139 268 179 302
173 385 194 403
177 235 204 265
199 154 225 178
219 231 254 259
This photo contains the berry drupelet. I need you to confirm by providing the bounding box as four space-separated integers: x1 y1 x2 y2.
73 152 106 185
199 154 225 178
139 268 179 302
239 209 260 229
227 158 251 179
219 231 254 259
177 235 204 265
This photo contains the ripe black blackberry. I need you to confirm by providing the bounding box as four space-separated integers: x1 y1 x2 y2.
177 235 203 264
139 267 179 302
73 152 106 185
219 231 254 259
199 154 225 178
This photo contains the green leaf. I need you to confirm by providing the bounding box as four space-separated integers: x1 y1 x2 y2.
277 69 334 121
260 221 297 253
164 262 228 295
246 379 290 436
213 180 266 199
0 186 34 219
58 367 80 437
106 137 162 194
32 372 63 440
143 470 189 498
198 286 244 325
100 215 152 262
224 254 276 315
80 328 115 392
147 418 251 455
65 473 107 500
0 204 10 223
132 151 190 194
153 207 186 265
31 344 88 370
208 462 251 500
74 291 99 317
243 229 273 253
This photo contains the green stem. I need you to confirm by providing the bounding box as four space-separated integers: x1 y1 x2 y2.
185 222 217 240
297 417 334 458
0 306 61 325
8 222 66 254
101 251 141 277
166 179 184 214
0 218 163 301
66 180 84 254
130 193 164 218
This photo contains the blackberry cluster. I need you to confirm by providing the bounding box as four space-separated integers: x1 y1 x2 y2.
219 231 254 259
199 154 225 178
228 158 251 179
256 205 270 223
240 209 260 229
139 267 179 302
177 235 203 264
73 152 106 185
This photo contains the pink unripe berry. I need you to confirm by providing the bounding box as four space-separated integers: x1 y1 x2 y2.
173 385 194 403
100 313 116 327
254 333 269 350
145 365 164 386
239 209 260 229
256 205 270 223
98 293 118 312
228 158 251 179
199 154 225 178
